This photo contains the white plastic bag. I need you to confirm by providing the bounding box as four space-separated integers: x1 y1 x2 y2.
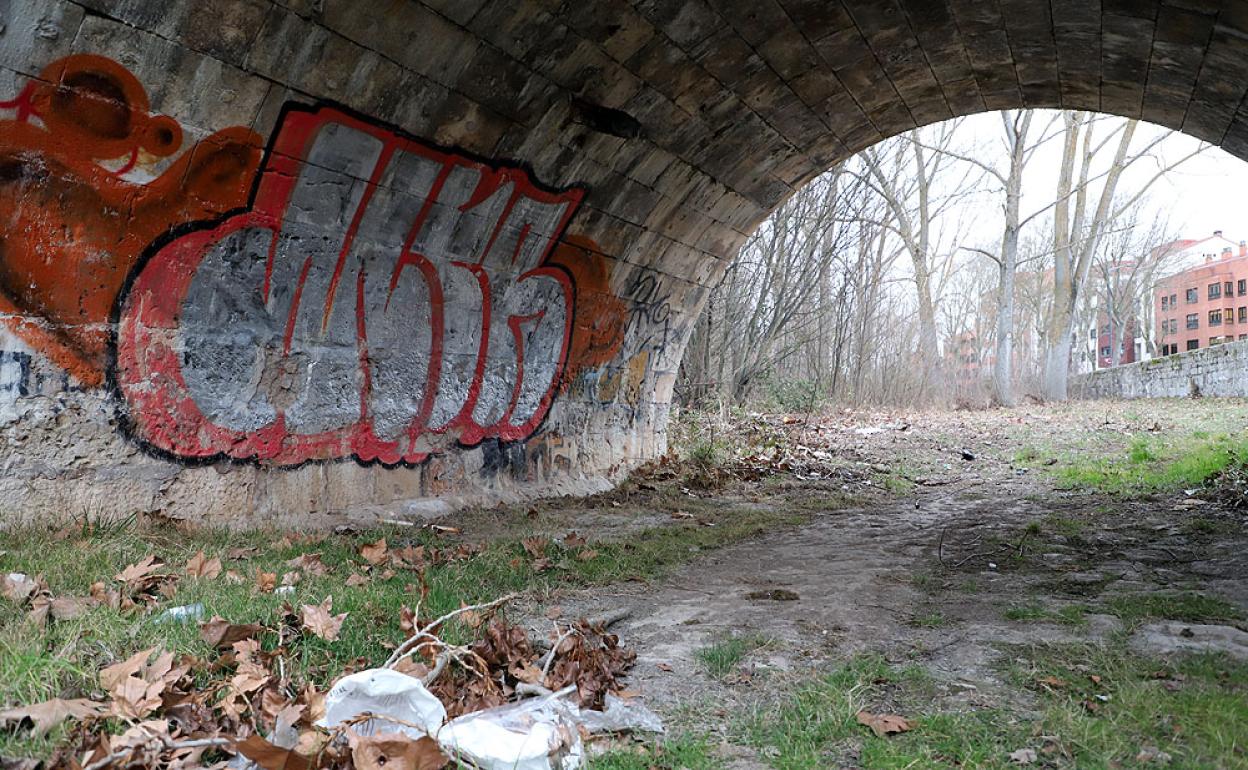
438 687 584 770
318 668 446 740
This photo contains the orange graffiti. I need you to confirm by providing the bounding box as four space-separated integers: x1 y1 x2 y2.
548 234 628 385
0 54 262 386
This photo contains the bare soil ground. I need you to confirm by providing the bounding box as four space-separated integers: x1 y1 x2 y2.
512 399 1248 767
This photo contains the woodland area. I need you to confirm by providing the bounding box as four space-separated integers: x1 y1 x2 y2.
676 110 1208 410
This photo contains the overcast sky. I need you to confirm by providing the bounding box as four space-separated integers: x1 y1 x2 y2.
932 110 1248 254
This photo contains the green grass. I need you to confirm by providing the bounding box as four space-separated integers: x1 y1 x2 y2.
908 611 952 628
740 648 1248 769
0 500 812 759
1003 642 1248 769
695 633 770 678
1103 592 1242 626
587 734 720 769
1052 432 1248 496
1003 601 1090 625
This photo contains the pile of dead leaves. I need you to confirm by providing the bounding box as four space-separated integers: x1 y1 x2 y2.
2 581 638 769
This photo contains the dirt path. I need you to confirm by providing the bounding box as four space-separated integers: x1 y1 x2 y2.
516 424 1248 764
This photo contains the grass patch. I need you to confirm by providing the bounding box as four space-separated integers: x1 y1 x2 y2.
745 647 1248 769
1052 432 1248 496
0 498 811 759
695 633 770 678
1003 601 1090 625
587 734 719 769
1003 641 1248 768
907 611 952 629
1103 592 1241 626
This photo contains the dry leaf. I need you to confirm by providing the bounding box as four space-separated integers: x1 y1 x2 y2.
577 549 600 561
235 734 312 770
856 710 916 737
49 596 94 620
345 573 370 587
255 570 278 594
115 555 164 584
544 605 563 620
185 551 223 579
0 698 107 736
200 616 264 648
656 662 673 672
281 571 302 586
227 547 259 560
360 538 389 566
301 596 347 641
521 537 548 559
350 732 448 770
286 553 329 576
1036 676 1067 689
563 531 587 548
100 648 156 693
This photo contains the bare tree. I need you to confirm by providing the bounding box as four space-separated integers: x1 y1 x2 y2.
1044 112 1207 399
857 120 980 398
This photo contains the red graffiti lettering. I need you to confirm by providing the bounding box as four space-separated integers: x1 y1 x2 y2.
116 105 585 465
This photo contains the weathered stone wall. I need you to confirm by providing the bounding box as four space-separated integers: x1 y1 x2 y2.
2 0 1248 526
1072 341 1248 400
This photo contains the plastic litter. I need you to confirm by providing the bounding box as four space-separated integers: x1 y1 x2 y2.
151 603 204 624
318 669 664 770
318 668 446 740
439 686 584 770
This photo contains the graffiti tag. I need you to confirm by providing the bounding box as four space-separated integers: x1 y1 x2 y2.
117 106 585 465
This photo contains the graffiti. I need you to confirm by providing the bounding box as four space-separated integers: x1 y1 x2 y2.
117 105 587 465
623 273 673 361
549 235 629 381
2 55 635 468
0 55 263 387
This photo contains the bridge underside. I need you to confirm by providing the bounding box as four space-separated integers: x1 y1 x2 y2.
1 0 1245 524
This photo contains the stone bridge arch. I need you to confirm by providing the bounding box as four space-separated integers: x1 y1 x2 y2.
0 0 1243 523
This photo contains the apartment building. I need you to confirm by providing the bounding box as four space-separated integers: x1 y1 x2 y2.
1155 242 1248 355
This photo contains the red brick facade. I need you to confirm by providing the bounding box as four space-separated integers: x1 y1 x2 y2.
1155 249 1248 355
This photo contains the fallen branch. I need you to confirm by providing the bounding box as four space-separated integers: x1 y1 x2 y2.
384 593 518 669
82 735 234 770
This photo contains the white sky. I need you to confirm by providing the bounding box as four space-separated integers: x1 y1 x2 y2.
946 110 1248 252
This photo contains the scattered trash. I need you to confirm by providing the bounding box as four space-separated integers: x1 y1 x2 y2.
320 669 446 739
319 673 662 770
150 603 204 625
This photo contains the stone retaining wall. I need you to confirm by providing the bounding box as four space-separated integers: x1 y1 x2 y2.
1071 340 1248 400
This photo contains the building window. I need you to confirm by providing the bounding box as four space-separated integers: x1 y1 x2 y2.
1188 339 1200 351
1227 281 1235 297
1240 307 1247 323
1228 308 1237 324
1239 280 1246 297
1187 313 1199 329
1210 310 1223 326
1187 288 1199 303
1210 282 1222 300
1170 319 1178 334
1100 346 1111 357
1161 296 1169 310
1241 335 1248 341
1171 293 1178 306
